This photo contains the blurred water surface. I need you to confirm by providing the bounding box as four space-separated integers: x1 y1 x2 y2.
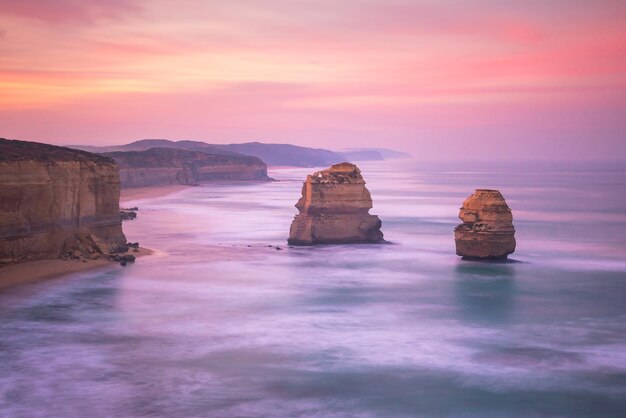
1 160 625 417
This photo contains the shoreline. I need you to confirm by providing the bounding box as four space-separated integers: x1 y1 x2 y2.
2 179 269 293
120 184 190 204
0 247 153 292
119 179 276 205
1 184 187 292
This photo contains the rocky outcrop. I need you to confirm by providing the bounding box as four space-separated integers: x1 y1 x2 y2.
288 163 384 245
104 148 270 188
454 189 516 260
120 208 138 221
0 138 128 266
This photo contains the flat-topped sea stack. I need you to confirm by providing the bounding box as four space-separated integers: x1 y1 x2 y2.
288 163 384 245
0 138 128 266
454 189 516 260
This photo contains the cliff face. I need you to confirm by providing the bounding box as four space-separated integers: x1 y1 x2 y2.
288 163 384 245
454 189 516 260
105 148 270 188
0 138 127 265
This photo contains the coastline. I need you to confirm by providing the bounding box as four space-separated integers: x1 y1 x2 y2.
1 184 189 292
120 184 190 204
0 247 153 292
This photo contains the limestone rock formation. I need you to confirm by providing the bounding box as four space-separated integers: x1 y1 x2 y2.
288 163 384 245
104 147 270 188
454 189 516 260
0 138 128 266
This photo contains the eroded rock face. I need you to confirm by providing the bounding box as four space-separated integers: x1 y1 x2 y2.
288 163 384 245
0 138 127 265
104 147 270 188
454 189 516 259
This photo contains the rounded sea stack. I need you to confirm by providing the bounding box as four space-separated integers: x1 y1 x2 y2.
454 189 516 260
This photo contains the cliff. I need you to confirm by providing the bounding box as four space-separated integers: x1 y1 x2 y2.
104 148 270 188
288 163 384 245
0 138 127 266
454 189 516 260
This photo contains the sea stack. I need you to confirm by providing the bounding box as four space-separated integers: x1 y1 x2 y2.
288 163 384 245
454 189 516 260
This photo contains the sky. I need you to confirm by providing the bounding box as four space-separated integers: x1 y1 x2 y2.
0 0 625 160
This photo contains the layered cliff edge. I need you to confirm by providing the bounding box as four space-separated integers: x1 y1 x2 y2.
288 163 384 245
0 138 128 266
104 147 271 188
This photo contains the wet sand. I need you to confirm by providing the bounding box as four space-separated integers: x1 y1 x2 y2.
0 248 153 292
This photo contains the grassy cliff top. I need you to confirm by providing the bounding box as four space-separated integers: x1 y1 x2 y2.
103 147 265 168
0 138 115 165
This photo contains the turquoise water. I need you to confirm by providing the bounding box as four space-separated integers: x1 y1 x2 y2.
1 160 625 417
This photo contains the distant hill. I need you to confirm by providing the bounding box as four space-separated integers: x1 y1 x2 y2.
71 139 241 157
341 150 384 161
70 139 346 167
342 148 411 160
217 142 344 167
70 140 410 167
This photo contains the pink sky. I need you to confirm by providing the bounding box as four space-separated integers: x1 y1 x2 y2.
0 0 625 160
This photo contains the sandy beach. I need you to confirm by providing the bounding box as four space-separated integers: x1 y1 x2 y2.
0 185 186 292
0 247 153 292
120 184 190 204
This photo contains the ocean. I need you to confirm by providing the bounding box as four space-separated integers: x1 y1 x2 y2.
1 160 625 417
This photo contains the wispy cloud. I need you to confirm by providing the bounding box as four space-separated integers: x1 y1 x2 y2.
0 0 141 24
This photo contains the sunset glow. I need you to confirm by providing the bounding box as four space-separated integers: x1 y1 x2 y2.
0 0 624 159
